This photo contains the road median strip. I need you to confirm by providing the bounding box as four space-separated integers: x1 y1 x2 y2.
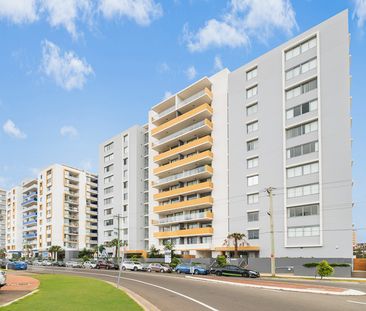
185 276 366 296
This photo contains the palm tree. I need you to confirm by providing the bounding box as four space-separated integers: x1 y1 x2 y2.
106 239 121 260
98 244 106 257
0 248 6 259
48 245 63 261
227 233 246 258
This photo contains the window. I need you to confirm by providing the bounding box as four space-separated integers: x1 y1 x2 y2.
104 230 113 237
248 211 259 222
104 164 113 173
104 186 113 195
246 103 258 116
123 181 128 189
248 229 259 240
123 158 128 166
287 141 318 159
123 204 128 212
123 170 128 178
123 193 128 200
285 36 317 61
104 208 113 216
287 183 319 198
287 162 319 178
104 153 114 163
247 175 259 186
286 78 317 100
288 204 319 218
286 120 318 139
247 193 259 204
123 146 128 154
104 175 114 184
104 142 114 152
246 85 258 99
247 139 258 151
123 134 128 143
285 58 317 80
246 67 257 81
286 99 318 119
288 225 319 237
247 157 258 169
104 219 113 226
104 197 113 205
247 121 258 134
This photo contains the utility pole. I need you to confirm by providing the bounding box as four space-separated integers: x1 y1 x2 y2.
117 241 127 289
265 187 276 277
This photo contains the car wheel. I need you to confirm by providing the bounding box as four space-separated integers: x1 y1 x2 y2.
216 271 222 276
194 270 199 275
122 266 126 271
106 266 110 270
160 269 164 273
176 270 181 274
134 266 138 271
147 268 151 272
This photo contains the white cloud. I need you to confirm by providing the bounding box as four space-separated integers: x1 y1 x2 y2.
0 0 38 24
39 0 93 39
214 55 224 71
99 0 163 26
185 65 197 80
60 125 78 137
354 0 366 29
3 119 27 139
157 62 170 73
184 0 297 52
41 40 93 91
163 91 173 100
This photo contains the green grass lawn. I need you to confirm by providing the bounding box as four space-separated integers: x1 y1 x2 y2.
1 274 142 311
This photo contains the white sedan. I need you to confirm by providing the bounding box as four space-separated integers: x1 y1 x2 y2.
121 261 143 271
0 271 6 288
83 261 97 269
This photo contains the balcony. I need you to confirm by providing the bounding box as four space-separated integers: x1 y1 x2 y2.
23 212 37 218
64 173 79 182
23 233 37 239
64 204 79 212
177 87 212 114
154 151 213 178
151 103 213 139
21 197 37 207
153 211 213 226
154 227 213 239
154 196 213 214
152 105 176 123
154 135 213 164
23 219 37 226
153 165 213 189
86 209 98 216
64 180 79 189
152 119 213 152
64 213 79 220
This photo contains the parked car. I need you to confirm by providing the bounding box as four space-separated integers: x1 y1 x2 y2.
42 260 53 266
141 263 150 272
83 261 97 269
210 265 260 278
146 263 172 273
120 261 143 271
8 261 28 270
52 261 66 267
66 261 79 268
0 271 6 288
175 264 208 275
32 260 43 266
95 260 119 270
0 259 10 269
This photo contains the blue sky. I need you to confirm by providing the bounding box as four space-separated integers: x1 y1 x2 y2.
0 0 365 241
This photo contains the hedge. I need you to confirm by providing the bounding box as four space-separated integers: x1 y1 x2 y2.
303 262 350 268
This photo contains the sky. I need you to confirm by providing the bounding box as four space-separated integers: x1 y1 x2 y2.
0 0 365 241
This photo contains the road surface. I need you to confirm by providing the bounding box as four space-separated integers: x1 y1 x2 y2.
29 266 366 311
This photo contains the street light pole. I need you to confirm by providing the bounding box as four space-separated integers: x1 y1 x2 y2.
266 187 276 277
117 241 127 289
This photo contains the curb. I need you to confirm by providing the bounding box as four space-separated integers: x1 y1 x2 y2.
0 289 39 307
185 276 366 296
104 281 160 311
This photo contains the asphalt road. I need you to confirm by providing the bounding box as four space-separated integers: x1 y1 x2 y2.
29 266 366 311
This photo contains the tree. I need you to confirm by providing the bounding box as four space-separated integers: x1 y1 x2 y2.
48 245 63 261
98 244 106 257
216 255 227 267
227 233 246 258
0 248 6 259
317 260 334 279
23 244 33 259
148 245 163 258
78 248 94 261
105 239 121 260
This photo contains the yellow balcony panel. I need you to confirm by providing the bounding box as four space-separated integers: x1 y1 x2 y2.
154 135 213 164
154 196 213 214
214 246 260 252
152 103 213 138
154 181 213 202
154 227 213 239
154 150 213 177
154 211 213 226
152 119 213 153
177 87 213 115
153 165 213 189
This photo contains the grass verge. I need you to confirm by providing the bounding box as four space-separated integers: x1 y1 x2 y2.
1 274 142 311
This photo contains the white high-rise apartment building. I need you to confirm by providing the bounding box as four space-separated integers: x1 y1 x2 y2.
5 186 23 255
98 125 148 255
37 164 98 259
148 11 352 263
22 179 38 256
0 189 7 249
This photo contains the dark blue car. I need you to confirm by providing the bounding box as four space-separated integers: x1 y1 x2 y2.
8 261 28 270
175 264 208 275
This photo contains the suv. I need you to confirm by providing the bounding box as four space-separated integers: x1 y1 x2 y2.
147 263 172 273
0 271 6 288
121 261 143 271
96 260 119 270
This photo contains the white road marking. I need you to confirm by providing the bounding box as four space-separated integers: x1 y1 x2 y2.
30 267 219 311
347 300 366 305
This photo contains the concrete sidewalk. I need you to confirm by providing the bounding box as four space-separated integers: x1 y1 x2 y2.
186 275 366 296
0 273 39 306
261 273 366 282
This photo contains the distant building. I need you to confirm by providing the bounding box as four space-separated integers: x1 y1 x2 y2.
0 189 6 249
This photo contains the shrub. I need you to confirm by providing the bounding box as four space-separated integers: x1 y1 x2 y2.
216 255 227 267
303 262 318 268
303 262 350 268
317 260 334 279
170 257 180 269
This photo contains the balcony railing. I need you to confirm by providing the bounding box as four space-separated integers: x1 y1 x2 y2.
153 105 176 121
154 211 213 225
23 219 37 226
154 227 213 238
21 197 37 206
177 88 212 109
23 233 37 239
23 212 37 218
155 165 211 187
